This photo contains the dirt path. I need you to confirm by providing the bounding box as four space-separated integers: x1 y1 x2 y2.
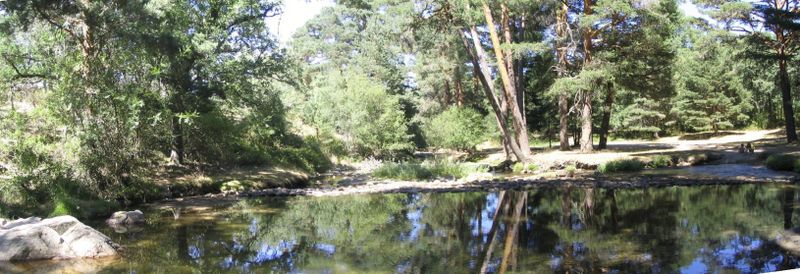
488 129 791 168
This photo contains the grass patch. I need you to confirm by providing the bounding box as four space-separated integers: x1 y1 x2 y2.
765 154 797 171
565 165 577 177
512 162 539 173
598 159 645 174
373 161 487 180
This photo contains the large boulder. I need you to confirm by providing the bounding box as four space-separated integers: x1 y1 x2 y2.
59 224 119 258
0 216 119 261
1 217 42 230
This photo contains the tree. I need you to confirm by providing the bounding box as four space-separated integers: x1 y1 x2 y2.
702 0 800 142
672 30 752 133
303 70 413 158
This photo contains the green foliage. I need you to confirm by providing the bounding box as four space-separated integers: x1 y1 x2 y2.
512 162 539 173
424 107 486 151
765 154 796 172
598 159 645 174
647 155 674 168
565 165 578 177
372 161 487 181
672 31 752 132
302 70 413 158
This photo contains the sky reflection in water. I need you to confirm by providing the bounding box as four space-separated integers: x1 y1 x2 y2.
17 183 800 274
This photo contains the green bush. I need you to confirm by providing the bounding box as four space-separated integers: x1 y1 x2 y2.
303 71 414 158
512 162 539 173
424 107 487 151
766 154 796 171
565 165 577 177
647 155 673 168
598 159 645 174
794 159 800 173
372 161 486 180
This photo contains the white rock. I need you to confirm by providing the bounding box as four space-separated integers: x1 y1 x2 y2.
1 217 42 230
59 224 119 258
0 216 119 261
106 210 145 226
0 225 62 261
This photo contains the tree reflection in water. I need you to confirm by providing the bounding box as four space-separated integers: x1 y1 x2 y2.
61 184 800 273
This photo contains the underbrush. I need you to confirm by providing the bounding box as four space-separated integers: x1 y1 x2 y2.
372 161 488 180
512 162 539 173
646 155 673 168
598 159 645 174
765 154 800 172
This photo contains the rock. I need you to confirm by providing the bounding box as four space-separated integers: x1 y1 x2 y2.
0 225 62 261
39 216 81 235
0 215 118 261
106 210 145 226
60 224 119 258
1 217 42 230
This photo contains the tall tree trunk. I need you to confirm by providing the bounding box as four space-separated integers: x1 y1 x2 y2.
580 0 595 153
778 56 798 142
482 1 531 160
556 1 571 151
598 84 614 149
502 3 526 128
443 79 453 107
170 115 184 165
454 67 464 106
559 95 570 150
461 28 526 161
580 94 593 152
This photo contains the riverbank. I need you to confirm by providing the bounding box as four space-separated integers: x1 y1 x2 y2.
148 164 798 212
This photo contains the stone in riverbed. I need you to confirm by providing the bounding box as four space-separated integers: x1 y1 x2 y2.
60 224 119 258
105 210 145 226
0 215 119 261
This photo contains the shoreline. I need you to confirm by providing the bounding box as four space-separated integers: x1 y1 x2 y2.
149 172 799 210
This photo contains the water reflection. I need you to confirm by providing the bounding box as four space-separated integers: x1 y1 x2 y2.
17 184 800 273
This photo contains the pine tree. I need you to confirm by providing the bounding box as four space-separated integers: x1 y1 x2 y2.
672 31 752 133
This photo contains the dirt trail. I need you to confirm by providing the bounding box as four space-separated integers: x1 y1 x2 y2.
511 129 785 167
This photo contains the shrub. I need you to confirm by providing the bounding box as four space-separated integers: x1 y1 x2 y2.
303 71 414 158
372 161 486 180
424 107 487 151
766 154 796 171
647 155 673 168
795 159 800 173
512 162 539 173
565 165 577 177
598 159 645 174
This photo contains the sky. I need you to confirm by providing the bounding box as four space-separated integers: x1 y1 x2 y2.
266 0 335 45
267 0 713 46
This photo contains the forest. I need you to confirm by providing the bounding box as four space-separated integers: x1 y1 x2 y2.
0 0 798 217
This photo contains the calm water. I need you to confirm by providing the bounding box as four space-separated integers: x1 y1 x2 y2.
8 184 800 273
